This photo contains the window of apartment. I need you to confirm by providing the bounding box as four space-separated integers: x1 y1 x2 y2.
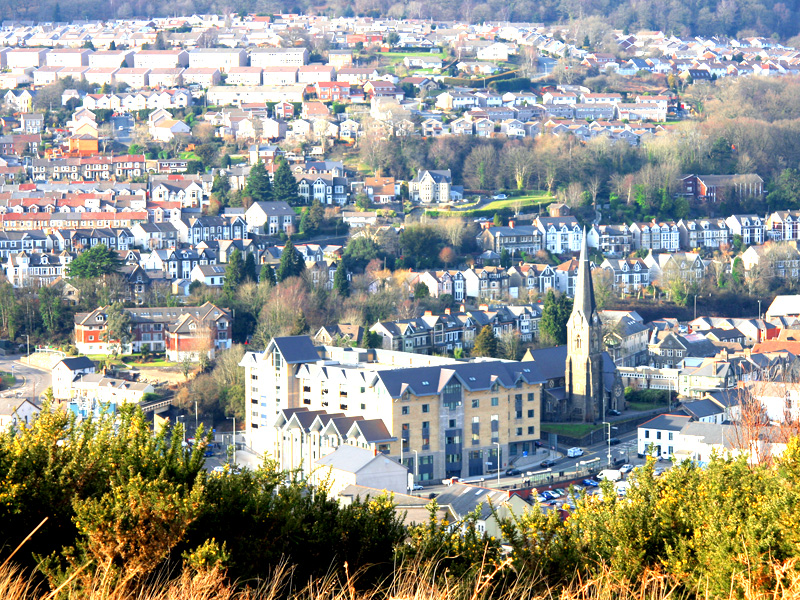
422 421 430 430
656 431 662 440
668 432 673 441
527 393 535 402
446 454 460 464
516 428 523 436
527 409 535 418
491 397 499 406
472 433 480 445
446 434 461 445
471 399 479 409
422 404 429 413
645 430 650 439
449 419 456 428
401 406 409 415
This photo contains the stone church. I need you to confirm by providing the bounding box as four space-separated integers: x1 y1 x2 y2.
523 231 625 423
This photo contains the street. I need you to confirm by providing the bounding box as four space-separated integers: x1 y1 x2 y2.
0 355 51 403
111 114 134 145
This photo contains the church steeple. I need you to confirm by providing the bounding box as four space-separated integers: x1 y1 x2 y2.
573 227 596 320
564 227 603 422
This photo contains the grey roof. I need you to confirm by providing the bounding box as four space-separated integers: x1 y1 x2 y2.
679 422 736 448
679 399 725 419
315 444 390 474
433 483 510 520
348 419 394 443
58 356 95 371
524 345 618 392
639 413 693 431
271 336 321 364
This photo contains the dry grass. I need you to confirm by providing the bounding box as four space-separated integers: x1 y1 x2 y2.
3 555 800 600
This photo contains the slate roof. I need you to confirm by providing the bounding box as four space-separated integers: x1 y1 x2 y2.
270 336 321 364
58 356 95 371
639 413 693 431
679 422 736 448
679 398 725 419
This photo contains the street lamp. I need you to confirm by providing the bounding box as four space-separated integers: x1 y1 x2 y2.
758 300 762 321
412 449 418 483
195 400 198 433
602 422 617 467
25 334 29 359
494 442 501 487
227 416 236 465
693 294 698 321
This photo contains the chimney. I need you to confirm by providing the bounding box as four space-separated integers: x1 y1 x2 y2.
479 304 488 311
424 310 432 316
508 219 515 229
444 308 451 314
460 303 466 312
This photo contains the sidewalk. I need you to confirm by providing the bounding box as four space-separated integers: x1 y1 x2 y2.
510 447 562 472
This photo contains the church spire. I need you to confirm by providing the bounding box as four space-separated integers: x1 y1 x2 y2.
573 227 596 319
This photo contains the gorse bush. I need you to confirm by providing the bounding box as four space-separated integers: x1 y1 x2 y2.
5 403 800 598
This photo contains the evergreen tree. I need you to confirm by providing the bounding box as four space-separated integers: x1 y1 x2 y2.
308 200 325 231
260 263 277 287
276 238 306 282
539 289 573 346
472 325 498 357
244 161 272 203
272 159 301 204
333 262 349 297
244 253 258 283
291 312 308 335
223 249 245 298
500 248 511 269
67 244 122 279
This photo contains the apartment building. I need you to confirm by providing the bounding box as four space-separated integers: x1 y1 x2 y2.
240 336 544 482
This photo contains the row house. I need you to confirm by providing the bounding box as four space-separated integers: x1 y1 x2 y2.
0 134 41 157
141 247 218 280
74 302 231 359
536 216 582 254
175 215 247 245
587 224 632 256
32 155 146 182
677 218 730 250
645 251 707 284
630 220 680 252
463 266 510 300
765 210 800 242
4 250 74 288
0 211 148 231
508 263 558 298
725 214 765 246
130 222 180 249
414 270 467 302
599 258 651 293
477 222 543 257
0 231 55 258
54 228 134 252
150 179 205 208
315 82 351 101
295 174 349 205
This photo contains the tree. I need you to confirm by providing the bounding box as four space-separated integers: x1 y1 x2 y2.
439 246 457 267
463 145 499 191
344 236 382 272
413 282 430 299
272 159 301 204
223 250 246 300
244 253 258 283
244 161 272 203
38 284 64 337
276 238 306 282
400 225 443 269
473 325 498 357
539 289 573 346
333 261 349 297
499 330 522 360
103 302 132 356
260 263 277 287
67 244 122 279
500 249 512 269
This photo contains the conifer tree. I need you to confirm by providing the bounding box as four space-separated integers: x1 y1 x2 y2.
244 253 257 283
333 261 349 297
272 159 301 204
260 263 277 286
223 249 245 298
472 325 498 357
276 238 305 282
244 161 272 203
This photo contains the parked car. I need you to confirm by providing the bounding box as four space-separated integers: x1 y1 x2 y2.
505 468 521 476
583 478 600 487
609 438 621 445
619 464 634 474
607 409 621 416
540 458 558 468
493 193 508 200
412 483 424 491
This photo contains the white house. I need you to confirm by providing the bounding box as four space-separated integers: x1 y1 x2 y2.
637 413 692 459
0 398 40 430
52 356 97 400
313 444 408 497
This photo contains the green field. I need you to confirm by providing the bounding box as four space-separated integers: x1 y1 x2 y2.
428 191 554 218
628 401 666 412
377 50 446 61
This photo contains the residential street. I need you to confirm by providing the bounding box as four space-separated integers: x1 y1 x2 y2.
0 354 51 403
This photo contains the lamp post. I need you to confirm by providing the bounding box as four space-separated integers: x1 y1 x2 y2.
693 294 698 321
195 400 198 433
494 442 501 487
602 422 617 467
758 300 762 321
412 449 418 482
25 334 29 359
227 416 236 465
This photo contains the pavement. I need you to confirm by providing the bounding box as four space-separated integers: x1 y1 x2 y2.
0 354 52 403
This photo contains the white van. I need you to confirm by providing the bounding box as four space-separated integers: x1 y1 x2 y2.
598 469 622 482
567 447 584 458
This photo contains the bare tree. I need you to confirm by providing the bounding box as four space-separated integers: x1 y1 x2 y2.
437 217 466 250
502 145 535 191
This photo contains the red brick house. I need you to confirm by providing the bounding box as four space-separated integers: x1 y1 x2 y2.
74 302 232 360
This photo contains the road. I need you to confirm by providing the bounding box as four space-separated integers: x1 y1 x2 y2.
111 114 134 145
0 355 51 403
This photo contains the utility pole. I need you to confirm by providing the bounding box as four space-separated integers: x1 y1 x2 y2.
494 442 501 487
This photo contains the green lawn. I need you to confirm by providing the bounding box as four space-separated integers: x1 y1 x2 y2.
84 354 180 368
179 151 200 161
540 423 604 438
378 50 446 61
481 192 553 211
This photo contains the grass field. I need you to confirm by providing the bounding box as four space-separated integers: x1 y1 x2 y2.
628 401 666 412
429 191 554 218
377 50 446 61
540 423 604 438
179 151 200 161
85 354 180 368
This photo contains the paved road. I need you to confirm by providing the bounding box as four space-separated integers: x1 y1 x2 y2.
0 355 51 403
112 114 134 145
